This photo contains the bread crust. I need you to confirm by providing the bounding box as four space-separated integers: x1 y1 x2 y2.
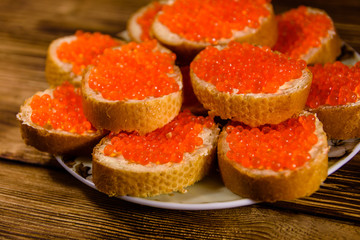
299 7 342 65
151 3 278 64
92 125 220 197
81 59 183 135
217 113 329 202
17 90 106 155
190 65 312 127
307 101 360 140
45 35 123 87
45 35 82 87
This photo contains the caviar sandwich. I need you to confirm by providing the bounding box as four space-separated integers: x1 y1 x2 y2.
92 110 220 197
17 82 106 155
190 41 312 127
81 40 183 135
218 113 329 202
127 1 164 43
273 6 341 65
306 61 360 139
151 0 278 64
45 31 121 87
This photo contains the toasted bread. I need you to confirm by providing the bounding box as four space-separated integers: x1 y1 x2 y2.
92 113 220 197
17 86 106 155
151 0 278 64
218 113 329 202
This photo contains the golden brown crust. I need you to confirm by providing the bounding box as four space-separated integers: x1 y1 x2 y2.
126 1 156 42
217 114 329 202
92 126 220 197
151 3 278 65
17 91 106 156
307 101 360 140
82 65 183 135
45 35 123 88
190 66 312 127
45 35 83 87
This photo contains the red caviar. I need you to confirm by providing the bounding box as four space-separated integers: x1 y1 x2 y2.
225 115 318 171
306 61 360 108
158 0 271 43
273 6 334 60
137 1 163 41
56 30 119 75
88 40 179 101
30 82 94 134
190 42 307 94
103 110 215 165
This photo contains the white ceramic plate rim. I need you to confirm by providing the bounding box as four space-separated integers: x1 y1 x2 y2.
55 139 360 210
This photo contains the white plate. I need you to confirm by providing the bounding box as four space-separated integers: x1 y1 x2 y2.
56 138 360 210
56 43 360 210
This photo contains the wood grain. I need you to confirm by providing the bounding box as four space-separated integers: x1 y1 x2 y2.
1 0 360 238
1 159 359 239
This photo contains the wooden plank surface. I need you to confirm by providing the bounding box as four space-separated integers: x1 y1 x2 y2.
1 159 359 239
1 0 360 238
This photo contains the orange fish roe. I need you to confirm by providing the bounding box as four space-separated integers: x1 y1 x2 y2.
88 40 179 101
273 6 334 59
225 115 318 171
56 30 119 75
30 82 94 134
137 1 163 41
158 0 271 43
103 110 214 165
306 61 360 108
190 42 306 94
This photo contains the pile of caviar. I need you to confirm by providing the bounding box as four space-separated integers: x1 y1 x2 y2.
158 0 270 43
56 30 119 75
273 6 334 59
88 40 179 101
137 1 163 41
103 110 215 165
225 115 318 171
190 42 307 94
30 82 94 134
306 61 360 108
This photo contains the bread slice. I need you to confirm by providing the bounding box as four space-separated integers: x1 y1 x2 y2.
17 88 106 156
218 113 329 202
190 45 313 127
81 43 183 135
45 32 121 87
92 119 220 197
127 1 163 42
151 1 278 64
273 6 341 65
308 102 360 140
306 62 360 140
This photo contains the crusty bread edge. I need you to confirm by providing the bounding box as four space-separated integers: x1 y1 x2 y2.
190 60 312 127
307 101 360 140
151 3 278 64
92 124 220 197
217 112 329 202
81 45 183 134
16 90 106 155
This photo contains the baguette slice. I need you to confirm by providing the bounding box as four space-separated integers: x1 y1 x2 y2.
273 6 341 65
81 42 183 135
306 62 360 139
218 113 329 202
127 1 164 42
151 1 277 64
17 87 106 156
45 31 122 87
190 43 312 127
92 115 220 197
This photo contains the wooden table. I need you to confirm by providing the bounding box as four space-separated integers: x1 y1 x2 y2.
1 0 360 238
